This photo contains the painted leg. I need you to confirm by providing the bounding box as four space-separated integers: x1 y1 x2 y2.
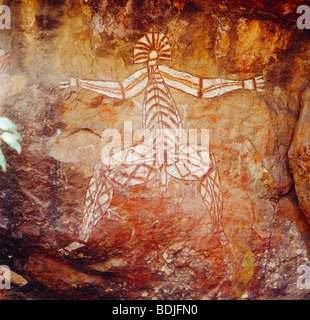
60 162 114 254
79 161 114 243
60 144 157 254
199 156 227 246
167 144 228 246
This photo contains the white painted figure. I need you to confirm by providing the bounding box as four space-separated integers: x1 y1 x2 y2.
60 32 265 253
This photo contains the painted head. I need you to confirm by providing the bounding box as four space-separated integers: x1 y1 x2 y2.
133 32 172 66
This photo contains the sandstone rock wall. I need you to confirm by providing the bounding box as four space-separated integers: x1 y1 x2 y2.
0 0 310 300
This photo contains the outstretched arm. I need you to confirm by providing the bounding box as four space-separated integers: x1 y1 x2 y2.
158 65 265 99
60 67 149 100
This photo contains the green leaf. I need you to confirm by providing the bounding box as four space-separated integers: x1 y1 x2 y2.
1 132 22 154
0 147 6 172
12 130 22 141
0 117 17 133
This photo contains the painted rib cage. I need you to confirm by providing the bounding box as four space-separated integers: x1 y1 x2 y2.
143 66 182 164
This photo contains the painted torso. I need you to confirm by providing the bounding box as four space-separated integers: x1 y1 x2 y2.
143 65 182 165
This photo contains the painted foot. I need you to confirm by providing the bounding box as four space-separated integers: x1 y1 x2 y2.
59 240 86 255
106 206 125 221
213 229 229 247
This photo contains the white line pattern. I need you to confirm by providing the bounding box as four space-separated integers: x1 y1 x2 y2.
60 32 265 250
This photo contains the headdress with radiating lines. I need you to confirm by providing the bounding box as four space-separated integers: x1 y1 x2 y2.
133 32 172 64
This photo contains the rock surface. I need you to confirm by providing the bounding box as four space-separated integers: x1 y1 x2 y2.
0 0 310 300
289 88 310 224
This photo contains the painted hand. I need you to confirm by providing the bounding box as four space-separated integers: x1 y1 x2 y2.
254 76 265 92
59 74 77 89
243 76 265 92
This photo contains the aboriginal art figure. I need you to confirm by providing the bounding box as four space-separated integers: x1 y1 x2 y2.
60 32 265 252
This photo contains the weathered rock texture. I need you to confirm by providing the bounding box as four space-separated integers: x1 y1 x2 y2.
289 88 310 224
0 0 310 300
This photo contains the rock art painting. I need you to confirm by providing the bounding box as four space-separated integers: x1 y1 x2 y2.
0 0 310 301
60 32 265 251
